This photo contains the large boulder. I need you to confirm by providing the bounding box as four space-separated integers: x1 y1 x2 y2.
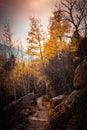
19 93 37 105
74 59 87 89
46 59 87 130
50 95 65 108
0 99 32 130
46 87 87 130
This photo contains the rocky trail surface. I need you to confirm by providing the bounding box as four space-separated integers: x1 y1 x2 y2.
26 97 49 130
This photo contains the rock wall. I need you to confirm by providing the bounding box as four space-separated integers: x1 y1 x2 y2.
74 58 87 89
46 59 87 130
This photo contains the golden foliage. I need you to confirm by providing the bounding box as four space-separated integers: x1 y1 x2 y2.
43 10 70 62
27 17 44 64
48 108 55 117
43 39 70 62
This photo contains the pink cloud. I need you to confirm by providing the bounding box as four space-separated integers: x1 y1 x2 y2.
0 0 59 19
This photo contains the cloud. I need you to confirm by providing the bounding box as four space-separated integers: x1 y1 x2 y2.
0 0 60 31
0 0 60 20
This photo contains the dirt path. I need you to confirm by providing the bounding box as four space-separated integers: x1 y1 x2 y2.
37 97 46 110
27 96 49 130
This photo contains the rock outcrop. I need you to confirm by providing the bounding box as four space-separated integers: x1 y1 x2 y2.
50 95 65 108
0 94 37 130
74 58 87 89
46 59 87 130
19 93 37 105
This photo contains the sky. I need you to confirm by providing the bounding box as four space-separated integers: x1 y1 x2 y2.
0 0 60 50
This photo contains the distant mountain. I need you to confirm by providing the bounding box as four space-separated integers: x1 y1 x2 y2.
0 43 30 62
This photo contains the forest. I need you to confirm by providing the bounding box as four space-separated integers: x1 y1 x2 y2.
0 0 87 130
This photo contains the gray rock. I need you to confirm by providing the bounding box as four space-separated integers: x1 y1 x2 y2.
19 93 37 105
50 95 65 108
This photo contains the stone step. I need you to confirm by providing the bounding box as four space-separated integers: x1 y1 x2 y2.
27 119 48 130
